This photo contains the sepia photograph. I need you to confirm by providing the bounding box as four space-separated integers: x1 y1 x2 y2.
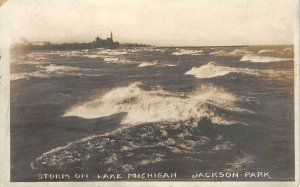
0 0 299 186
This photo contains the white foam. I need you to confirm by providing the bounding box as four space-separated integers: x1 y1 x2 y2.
225 154 255 172
209 49 253 56
11 64 85 81
212 141 235 151
227 49 253 56
138 62 157 67
142 48 165 52
138 61 176 67
184 62 257 79
35 57 48 60
23 61 50 65
103 57 135 64
96 49 128 55
138 157 164 166
103 57 121 63
283 47 293 52
184 61 291 80
172 49 203 56
240 55 293 63
257 49 275 54
58 51 87 58
143 48 156 52
163 64 176 67
155 48 165 52
10 71 50 81
42 64 80 72
83 54 100 58
63 82 249 125
11 73 28 81
209 50 228 56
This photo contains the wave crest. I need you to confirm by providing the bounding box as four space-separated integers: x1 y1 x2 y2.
240 55 293 63
185 62 257 79
31 118 253 172
138 62 157 67
63 82 250 125
210 49 252 56
172 49 203 56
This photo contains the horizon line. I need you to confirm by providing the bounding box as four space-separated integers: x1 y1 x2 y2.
13 39 294 48
156 44 294 48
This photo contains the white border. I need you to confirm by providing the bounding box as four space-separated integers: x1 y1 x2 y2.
0 0 299 186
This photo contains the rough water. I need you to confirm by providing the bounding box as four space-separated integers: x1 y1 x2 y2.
10 46 294 181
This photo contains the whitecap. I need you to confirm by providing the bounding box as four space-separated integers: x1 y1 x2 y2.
31 116 247 172
11 73 28 81
184 61 290 80
212 141 235 151
227 49 253 56
184 61 257 79
172 49 203 56
59 50 87 58
103 57 135 64
10 71 50 81
83 54 100 58
283 47 293 52
257 49 275 54
96 49 127 56
63 82 250 126
103 57 121 63
11 64 87 80
210 49 252 56
209 50 228 56
240 55 293 63
163 64 176 67
42 64 80 72
23 61 50 65
225 154 255 172
138 62 157 67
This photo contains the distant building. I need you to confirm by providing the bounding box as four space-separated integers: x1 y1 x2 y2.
11 31 150 51
93 31 119 49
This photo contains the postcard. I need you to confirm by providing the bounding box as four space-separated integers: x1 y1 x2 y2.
0 0 299 186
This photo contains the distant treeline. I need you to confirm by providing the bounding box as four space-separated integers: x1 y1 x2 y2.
13 40 120 50
13 42 116 50
120 43 151 48
12 38 151 51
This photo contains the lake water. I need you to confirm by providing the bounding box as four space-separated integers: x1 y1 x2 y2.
10 46 294 181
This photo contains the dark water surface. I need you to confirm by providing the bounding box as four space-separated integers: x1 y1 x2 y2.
11 46 294 181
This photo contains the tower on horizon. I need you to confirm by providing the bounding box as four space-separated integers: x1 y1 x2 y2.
110 31 113 42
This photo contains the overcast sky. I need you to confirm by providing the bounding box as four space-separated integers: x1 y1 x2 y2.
3 0 297 46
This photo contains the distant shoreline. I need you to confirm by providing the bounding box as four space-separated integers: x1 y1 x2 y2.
157 44 293 48
10 43 293 51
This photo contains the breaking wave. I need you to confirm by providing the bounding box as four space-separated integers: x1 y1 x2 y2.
283 47 293 52
185 62 293 81
185 62 257 79
42 64 80 72
184 61 291 81
138 61 177 67
22 61 51 65
138 62 157 67
63 82 251 126
209 50 228 56
172 49 204 56
11 64 88 81
11 73 33 81
240 55 293 63
209 49 253 56
96 49 128 56
227 49 253 56
257 49 275 54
